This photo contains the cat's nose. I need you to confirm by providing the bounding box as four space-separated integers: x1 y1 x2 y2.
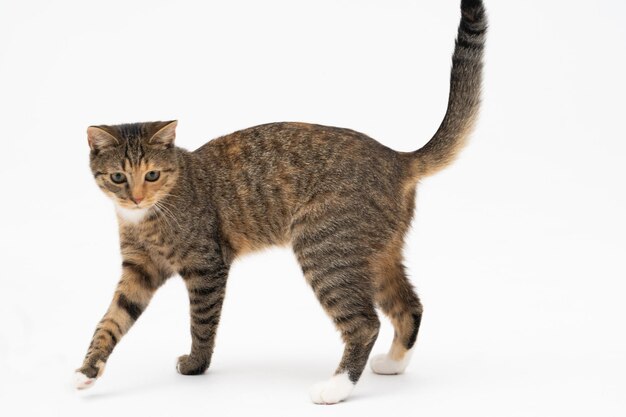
131 196 143 205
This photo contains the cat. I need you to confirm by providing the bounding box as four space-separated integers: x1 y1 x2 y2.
75 0 486 404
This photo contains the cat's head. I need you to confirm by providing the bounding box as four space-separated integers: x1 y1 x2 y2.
88 121 180 218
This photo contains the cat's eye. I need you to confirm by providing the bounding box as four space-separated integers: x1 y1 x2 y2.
145 171 160 182
110 172 127 184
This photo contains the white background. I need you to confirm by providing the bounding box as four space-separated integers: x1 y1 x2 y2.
1 0 625 416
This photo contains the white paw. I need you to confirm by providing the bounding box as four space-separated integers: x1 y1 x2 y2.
309 373 354 405
370 351 411 375
74 372 96 390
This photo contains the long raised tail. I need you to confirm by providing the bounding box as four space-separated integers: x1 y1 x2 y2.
414 0 487 177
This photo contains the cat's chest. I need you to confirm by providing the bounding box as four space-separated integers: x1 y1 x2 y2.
121 208 215 273
139 222 172 249
129 217 184 270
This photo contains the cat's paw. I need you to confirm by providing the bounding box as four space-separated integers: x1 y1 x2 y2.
176 354 208 375
74 371 97 390
74 360 105 390
309 373 354 405
369 353 409 375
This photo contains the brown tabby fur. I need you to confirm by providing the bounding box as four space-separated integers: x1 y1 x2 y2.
77 0 486 396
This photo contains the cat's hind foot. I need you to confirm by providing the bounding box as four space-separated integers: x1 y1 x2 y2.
309 373 354 405
369 350 413 375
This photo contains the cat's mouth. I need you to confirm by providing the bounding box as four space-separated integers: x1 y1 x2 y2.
116 200 153 211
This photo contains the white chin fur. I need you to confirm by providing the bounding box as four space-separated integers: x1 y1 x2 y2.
370 348 413 375
115 205 149 224
74 372 96 390
310 373 354 405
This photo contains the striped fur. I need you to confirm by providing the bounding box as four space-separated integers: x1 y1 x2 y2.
77 0 486 403
414 0 487 177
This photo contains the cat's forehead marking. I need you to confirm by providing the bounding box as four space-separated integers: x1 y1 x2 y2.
121 137 146 170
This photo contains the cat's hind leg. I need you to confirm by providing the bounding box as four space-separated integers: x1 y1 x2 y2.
306 275 380 404
370 236 423 375
292 213 380 404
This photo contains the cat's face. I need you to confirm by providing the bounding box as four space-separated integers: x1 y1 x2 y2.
88 121 179 216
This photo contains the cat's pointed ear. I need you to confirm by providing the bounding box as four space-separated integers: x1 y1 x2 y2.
148 120 177 149
87 126 119 152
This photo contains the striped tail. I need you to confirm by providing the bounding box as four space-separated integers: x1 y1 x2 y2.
414 0 487 177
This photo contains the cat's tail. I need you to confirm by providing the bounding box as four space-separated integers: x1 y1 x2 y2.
412 0 487 177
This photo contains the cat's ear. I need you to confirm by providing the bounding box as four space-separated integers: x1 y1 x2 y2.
87 126 119 152
148 120 177 149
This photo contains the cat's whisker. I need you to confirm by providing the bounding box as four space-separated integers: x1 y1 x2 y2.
150 205 168 236
154 198 178 212
154 204 176 232
155 201 182 230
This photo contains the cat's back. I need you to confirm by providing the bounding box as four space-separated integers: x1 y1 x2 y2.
193 122 408 178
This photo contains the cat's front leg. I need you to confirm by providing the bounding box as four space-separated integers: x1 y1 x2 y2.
177 260 229 375
75 256 165 389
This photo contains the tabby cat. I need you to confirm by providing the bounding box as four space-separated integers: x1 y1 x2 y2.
75 0 486 404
